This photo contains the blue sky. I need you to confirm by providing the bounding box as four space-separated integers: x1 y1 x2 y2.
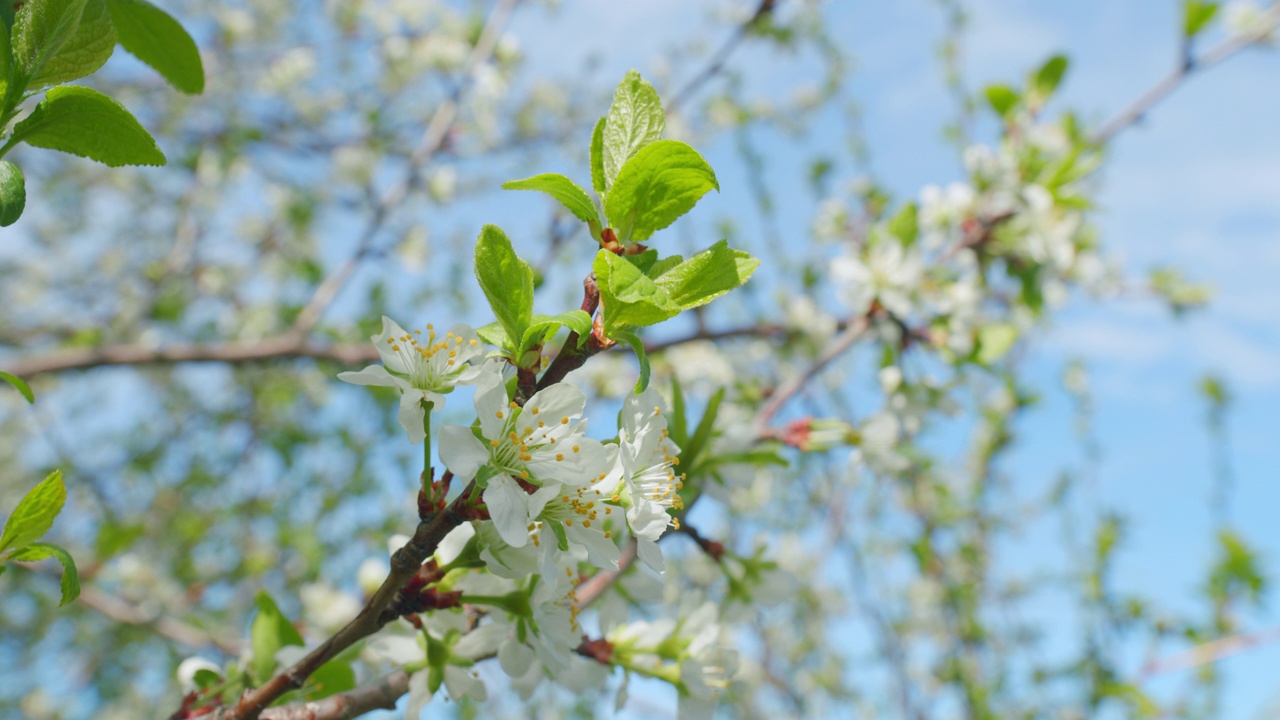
503 1 1280 716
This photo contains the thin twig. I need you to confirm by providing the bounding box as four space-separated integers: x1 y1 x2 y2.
1091 5 1280 144
752 315 870 435
666 0 779 112
289 0 520 337
1139 625 1280 678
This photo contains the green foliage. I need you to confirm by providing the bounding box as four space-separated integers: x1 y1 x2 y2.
29 0 116 89
613 329 650 392
1030 54 1069 104
0 369 34 402
107 0 205 93
1184 1 1221 37
501 173 601 232
250 590 305 682
886 201 919 245
593 249 680 336
10 0 90 88
1 471 79 606
5 85 166 166
976 323 1018 365
601 69 665 190
0 161 23 226
984 84 1020 118
589 116 606 194
474 225 535 352
651 240 759 310
603 139 718 241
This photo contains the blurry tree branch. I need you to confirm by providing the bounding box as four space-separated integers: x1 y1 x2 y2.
1092 4 1280 143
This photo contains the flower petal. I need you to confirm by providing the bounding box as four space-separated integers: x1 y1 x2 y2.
636 537 666 574
438 426 488 481
484 474 531 548
372 317 415 375
519 382 586 442
337 364 405 388
397 390 428 444
472 360 511 439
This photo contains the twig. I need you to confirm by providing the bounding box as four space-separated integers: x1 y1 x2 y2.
666 0 779 112
76 584 245 655
1139 625 1280 678
288 0 520 337
1091 5 1280 144
752 315 870 435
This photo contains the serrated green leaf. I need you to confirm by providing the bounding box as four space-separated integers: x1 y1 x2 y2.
626 248 658 274
589 116 607 196
476 321 512 351
517 310 592 363
887 202 918 245
0 13 11 96
6 85 166 167
6 541 79 605
1 470 65 554
602 70 664 190
0 161 25 227
614 330 650 392
11 0 89 86
593 249 680 336
652 240 759 310
977 323 1018 365
30 0 115 89
0 370 34 403
107 0 204 93
1031 54 1069 101
1184 1 1220 37
502 173 600 226
0 0 15 29
984 84 1020 118
647 254 683 279
604 140 718 242
251 590 304 682
474 225 534 346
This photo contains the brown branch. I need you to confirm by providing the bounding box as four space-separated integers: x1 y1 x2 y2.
752 315 870 436
1092 4 1280 144
3 337 378 380
666 0 779 112
77 584 245 655
256 671 408 720
206 478 476 720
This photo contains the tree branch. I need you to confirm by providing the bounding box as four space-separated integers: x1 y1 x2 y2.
1092 5 1280 144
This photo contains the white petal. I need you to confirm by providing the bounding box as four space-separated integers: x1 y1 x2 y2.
498 636 535 677
526 483 561 518
373 317 415 375
528 436 606 486
405 669 433 719
452 622 505 660
444 665 487 702
438 426 488 481
519 382 586 441
337 364 404 388
627 500 671 543
397 391 428 444
435 522 476 566
566 524 621 569
472 361 511 439
484 474 531 548
636 537 666 574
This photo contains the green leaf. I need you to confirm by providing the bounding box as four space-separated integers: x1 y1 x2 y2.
887 202 919 245
984 84 1020 118
614 330 650 392
307 657 357 700
0 160 26 228
517 310 592 364
548 519 569 552
11 0 89 85
977 323 1018 365
1184 1 1220 37
602 70 665 190
30 0 116 89
7 85 166 167
6 541 79 605
626 248 659 274
474 225 534 346
652 240 759 310
0 370 34 403
502 174 600 227
681 388 725 476
593 249 680 336
604 140 718 242
0 0 15 29
250 590 304 682
1 470 66 554
107 0 204 93
647 254 683 279
475 321 512 351
589 116 606 195
0 11 12 96
669 375 688 447
1031 54 1069 101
